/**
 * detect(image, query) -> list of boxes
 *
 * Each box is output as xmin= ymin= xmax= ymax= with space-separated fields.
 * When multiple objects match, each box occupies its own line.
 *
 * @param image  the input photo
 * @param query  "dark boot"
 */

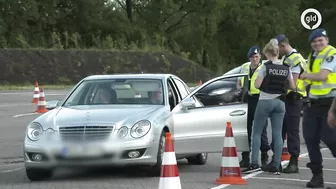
xmin=306 ymin=172 xmax=324 ymax=188
xmin=239 ymin=152 xmax=250 ymax=168
xmin=271 ymin=155 xmax=283 ymax=172
xmin=261 ymin=152 xmax=269 ymax=166
xmin=283 ymin=156 xmax=299 ymax=173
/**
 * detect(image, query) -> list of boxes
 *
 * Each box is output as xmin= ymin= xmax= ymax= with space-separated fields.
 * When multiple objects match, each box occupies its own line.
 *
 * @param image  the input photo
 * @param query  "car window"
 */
xmin=193 ymin=75 xmax=248 ymax=107
xmin=173 ymin=78 xmax=189 ymax=99
xmin=62 ymin=79 xmax=165 ymax=106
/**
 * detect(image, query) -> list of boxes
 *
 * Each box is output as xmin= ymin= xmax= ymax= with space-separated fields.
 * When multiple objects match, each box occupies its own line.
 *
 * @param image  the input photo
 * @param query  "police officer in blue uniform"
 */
xmin=299 ymin=29 xmax=336 ymax=188
xmin=271 ymin=34 xmax=307 ymax=173
xmin=238 ymin=46 xmax=270 ymax=167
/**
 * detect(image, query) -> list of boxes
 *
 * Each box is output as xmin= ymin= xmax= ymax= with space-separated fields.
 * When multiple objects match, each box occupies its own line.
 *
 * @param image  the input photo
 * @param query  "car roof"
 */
xmin=223 ymin=60 xmax=269 ymax=75
xmin=83 ymin=73 xmax=176 ymax=81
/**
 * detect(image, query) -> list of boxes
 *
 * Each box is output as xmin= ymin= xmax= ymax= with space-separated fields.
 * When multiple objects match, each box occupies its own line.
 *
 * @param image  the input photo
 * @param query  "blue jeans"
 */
xmin=251 ymin=98 xmax=285 ymax=167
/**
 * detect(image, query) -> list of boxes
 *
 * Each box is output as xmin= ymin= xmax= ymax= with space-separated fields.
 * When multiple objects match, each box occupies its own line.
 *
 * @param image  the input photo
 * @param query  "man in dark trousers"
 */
xmin=299 ymin=28 xmax=336 ymax=188
xmin=273 ymin=34 xmax=307 ymax=173
xmin=237 ymin=46 xmax=270 ymax=167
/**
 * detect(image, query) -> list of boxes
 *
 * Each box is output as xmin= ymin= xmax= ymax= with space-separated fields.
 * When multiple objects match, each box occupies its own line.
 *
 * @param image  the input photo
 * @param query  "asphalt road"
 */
xmin=0 ymin=89 xmax=335 ymax=189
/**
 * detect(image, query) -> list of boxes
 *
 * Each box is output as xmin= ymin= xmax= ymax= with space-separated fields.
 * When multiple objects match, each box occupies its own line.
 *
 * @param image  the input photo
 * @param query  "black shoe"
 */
xmin=306 ymin=173 xmax=324 ymax=188
xmin=261 ymin=152 xmax=269 ymax=166
xmin=241 ymin=164 xmax=261 ymax=174
xmin=261 ymin=162 xmax=281 ymax=175
xmin=283 ymin=156 xmax=299 ymax=174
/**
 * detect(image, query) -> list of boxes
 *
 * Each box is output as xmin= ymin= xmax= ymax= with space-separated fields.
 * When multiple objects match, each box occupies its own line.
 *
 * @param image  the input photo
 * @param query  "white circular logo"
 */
xmin=301 ymin=8 xmax=322 ymax=30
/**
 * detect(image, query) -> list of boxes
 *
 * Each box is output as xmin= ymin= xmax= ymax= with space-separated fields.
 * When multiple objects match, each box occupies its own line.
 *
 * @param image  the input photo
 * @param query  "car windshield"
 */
xmin=62 ymin=78 xmax=165 ymax=106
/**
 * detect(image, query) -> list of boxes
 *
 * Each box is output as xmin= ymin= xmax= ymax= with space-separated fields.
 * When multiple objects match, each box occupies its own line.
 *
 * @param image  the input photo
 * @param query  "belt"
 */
xmin=305 ymin=97 xmax=333 ymax=107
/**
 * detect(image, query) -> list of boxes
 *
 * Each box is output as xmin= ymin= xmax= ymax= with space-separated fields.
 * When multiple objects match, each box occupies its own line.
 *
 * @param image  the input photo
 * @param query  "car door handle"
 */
xmin=229 ymin=110 xmax=246 ymax=116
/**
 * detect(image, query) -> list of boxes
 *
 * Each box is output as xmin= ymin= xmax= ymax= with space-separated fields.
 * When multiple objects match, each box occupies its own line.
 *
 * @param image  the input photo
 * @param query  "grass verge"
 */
xmin=0 ymin=83 xmax=199 ymax=91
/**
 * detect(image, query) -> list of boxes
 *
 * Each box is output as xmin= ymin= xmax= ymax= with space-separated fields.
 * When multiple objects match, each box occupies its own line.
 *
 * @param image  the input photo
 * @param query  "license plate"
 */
xmin=61 ymin=144 xmax=101 ymax=157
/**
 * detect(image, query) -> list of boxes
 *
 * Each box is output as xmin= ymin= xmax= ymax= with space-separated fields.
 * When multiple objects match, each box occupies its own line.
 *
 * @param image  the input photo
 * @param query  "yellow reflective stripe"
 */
xmin=310 ymin=83 xmax=336 ymax=89
xmin=286 ymin=56 xmax=300 ymax=67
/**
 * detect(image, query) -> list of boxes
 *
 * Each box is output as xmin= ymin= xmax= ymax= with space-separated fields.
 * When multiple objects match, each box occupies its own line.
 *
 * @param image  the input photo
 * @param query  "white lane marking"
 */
xmin=0 ymin=167 xmax=23 ymax=173
xmin=0 ymin=92 xmax=65 ymax=96
xmin=300 ymin=156 xmax=335 ymax=160
xmin=0 ymin=103 xmax=32 ymax=107
xmin=13 ymin=112 xmax=39 ymax=118
xmin=250 ymin=176 xmax=336 ymax=185
xmin=210 ymin=148 xmax=328 ymax=189
xmin=299 ymin=167 xmax=336 ymax=172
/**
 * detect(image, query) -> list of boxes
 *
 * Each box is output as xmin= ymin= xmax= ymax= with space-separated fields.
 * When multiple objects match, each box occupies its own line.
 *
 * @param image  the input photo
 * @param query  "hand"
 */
xmin=327 ymin=111 xmax=336 ymax=128
xmin=299 ymin=72 xmax=308 ymax=80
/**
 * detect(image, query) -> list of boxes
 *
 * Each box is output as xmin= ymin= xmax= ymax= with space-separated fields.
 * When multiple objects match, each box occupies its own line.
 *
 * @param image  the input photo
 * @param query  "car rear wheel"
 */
xmin=187 ymin=153 xmax=208 ymax=165
xmin=26 ymin=168 xmax=53 ymax=181
xmin=148 ymin=130 xmax=166 ymax=176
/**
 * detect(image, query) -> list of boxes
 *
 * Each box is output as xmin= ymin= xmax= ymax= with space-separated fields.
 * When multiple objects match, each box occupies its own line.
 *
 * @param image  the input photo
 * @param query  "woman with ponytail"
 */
xmin=241 ymin=39 xmax=296 ymax=175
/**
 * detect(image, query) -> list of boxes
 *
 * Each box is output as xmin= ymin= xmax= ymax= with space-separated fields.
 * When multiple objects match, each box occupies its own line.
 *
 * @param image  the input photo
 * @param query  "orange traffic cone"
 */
xmin=158 ymin=132 xmax=181 ymax=189
xmin=281 ymin=134 xmax=291 ymax=161
xmin=134 ymin=91 xmax=141 ymax=98
xmin=35 ymin=86 xmax=48 ymax=113
xmin=215 ymin=122 xmax=247 ymax=185
xmin=32 ymin=81 xmax=40 ymax=104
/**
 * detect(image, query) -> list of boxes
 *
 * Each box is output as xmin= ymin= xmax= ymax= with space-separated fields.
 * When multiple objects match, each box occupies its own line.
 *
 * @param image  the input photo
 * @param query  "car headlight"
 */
xmin=130 ymin=120 xmax=151 ymax=138
xmin=209 ymin=88 xmax=231 ymax=96
xmin=117 ymin=126 xmax=128 ymax=138
xmin=27 ymin=122 xmax=43 ymax=141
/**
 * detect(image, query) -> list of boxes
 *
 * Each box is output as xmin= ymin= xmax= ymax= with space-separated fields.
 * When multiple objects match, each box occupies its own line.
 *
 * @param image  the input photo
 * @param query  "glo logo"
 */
xmin=300 ymin=8 xmax=322 ymax=30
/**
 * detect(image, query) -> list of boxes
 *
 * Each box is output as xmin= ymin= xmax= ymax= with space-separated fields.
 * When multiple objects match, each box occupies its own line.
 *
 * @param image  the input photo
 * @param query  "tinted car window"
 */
xmin=195 ymin=75 xmax=245 ymax=106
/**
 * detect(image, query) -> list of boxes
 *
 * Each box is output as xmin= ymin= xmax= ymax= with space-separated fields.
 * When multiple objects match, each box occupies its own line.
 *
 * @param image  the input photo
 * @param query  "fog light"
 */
xmin=32 ymin=154 xmax=42 ymax=161
xmin=128 ymin=151 xmax=140 ymax=158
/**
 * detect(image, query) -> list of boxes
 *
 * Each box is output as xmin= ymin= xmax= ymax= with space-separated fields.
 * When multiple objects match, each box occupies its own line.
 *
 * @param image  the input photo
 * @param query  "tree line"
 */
xmin=1 ymin=0 xmax=335 ymax=74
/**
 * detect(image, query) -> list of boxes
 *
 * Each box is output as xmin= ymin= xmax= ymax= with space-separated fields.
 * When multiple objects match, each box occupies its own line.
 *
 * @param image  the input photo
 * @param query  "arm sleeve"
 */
xmin=321 ymin=55 xmax=336 ymax=71
xmin=257 ymin=65 xmax=266 ymax=79
xmin=291 ymin=65 xmax=301 ymax=74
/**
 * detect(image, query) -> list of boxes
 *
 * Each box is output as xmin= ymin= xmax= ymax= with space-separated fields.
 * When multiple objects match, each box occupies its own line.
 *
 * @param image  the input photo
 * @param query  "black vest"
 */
xmin=260 ymin=61 xmax=290 ymax=94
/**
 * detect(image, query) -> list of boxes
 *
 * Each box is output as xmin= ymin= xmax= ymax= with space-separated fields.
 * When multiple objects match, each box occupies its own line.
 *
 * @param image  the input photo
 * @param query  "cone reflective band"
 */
xmin=32 ymin=81 xmax=40 ymax=104
xmin=158 ymin=132 xmax=182 ymax=189
xmin=215 ymin=122 xmax=246 ymax=185
xmin=281 ymin=134 xmax=290 ymax=161
xmin=35 ymin=86 xmax=48 ymax=113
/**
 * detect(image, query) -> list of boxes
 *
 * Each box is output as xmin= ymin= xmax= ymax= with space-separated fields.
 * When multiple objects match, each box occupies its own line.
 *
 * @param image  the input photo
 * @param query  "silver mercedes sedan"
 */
xmin=23 ymin=73 xmax=250 ymax=181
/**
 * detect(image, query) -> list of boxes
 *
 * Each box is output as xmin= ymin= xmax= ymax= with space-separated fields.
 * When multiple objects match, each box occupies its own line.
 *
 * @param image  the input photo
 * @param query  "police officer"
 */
xmin=241 ymin=39 xmax=296 ymax=174
xmin=272 ymin=34 xmax=307 ymax=173
xmin=237 ymin=46 xmax=271 ymax=167
xmin=299 ymin=28 xmax=336 ymax=188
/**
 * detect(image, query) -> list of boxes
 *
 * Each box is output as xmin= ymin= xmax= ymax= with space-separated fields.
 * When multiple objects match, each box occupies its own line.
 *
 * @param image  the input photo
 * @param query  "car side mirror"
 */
xmin=180 ymin=98 xmax=196 ymax=110
xmin=46 ymin=100 xmax=60 ymax=110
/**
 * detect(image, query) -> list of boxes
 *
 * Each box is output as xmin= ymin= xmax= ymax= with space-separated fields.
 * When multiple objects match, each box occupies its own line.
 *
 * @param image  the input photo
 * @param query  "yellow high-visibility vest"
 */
xmin=240 ymin=62 xmax=262 ymax=95
xmin=306 ymin=45 xmax=336 ymax=96
xmin=281 ymin=52 xmax=307 ymax=97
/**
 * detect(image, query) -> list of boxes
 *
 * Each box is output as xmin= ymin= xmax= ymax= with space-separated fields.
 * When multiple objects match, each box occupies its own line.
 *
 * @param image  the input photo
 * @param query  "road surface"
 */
xmin=0 ymin=89 xmax=335 ymax=189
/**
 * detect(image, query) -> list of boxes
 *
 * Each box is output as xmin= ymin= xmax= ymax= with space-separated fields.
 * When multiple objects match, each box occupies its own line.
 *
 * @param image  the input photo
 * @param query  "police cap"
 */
xmin=275 ymin=34 xmax=287 ymax=43
xmin=309 ymin=28 xmax=327 ymax=43
xmin=247 ymin=46 xmax=260 ymax=58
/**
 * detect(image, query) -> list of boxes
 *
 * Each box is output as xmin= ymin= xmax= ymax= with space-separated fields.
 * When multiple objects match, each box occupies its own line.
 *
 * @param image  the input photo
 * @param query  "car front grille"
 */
xmin=58 ymin=126 xmax=114 ymax=141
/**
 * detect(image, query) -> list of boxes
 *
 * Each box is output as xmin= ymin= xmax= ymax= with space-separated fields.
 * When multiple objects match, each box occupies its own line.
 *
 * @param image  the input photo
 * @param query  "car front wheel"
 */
xmin=26 ymin=168 xmax=53 ymax=181
xmin=148 ymin=130 xmax=166 ymax=176
xmin=187 ymin=153 xmax=208 ymax=165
